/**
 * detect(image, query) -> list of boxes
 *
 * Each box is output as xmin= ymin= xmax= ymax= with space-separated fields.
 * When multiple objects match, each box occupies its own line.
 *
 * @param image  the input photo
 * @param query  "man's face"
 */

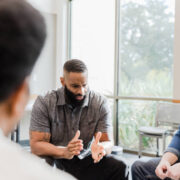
xmin=61 ymin=71 xmax=88 ymax=106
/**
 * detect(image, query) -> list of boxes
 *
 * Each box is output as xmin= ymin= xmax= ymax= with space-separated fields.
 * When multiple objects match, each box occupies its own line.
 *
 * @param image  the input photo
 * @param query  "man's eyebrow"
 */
xmin=71 ymin=83 xmax=80 ymax=86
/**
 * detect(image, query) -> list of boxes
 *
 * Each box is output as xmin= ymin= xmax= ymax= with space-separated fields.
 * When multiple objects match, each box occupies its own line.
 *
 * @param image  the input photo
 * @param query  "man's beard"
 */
xmin=64 ymin=86 xmax=86 ymax=107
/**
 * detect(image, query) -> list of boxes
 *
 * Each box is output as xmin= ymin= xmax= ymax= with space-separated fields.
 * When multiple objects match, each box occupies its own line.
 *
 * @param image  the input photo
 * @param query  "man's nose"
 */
xmin=78 ymin=87 xmax=85 ymax=96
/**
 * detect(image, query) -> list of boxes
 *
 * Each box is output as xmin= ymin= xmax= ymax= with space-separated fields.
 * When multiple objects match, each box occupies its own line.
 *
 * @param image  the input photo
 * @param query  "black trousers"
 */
xmin=55 ymin=155 xmax=128 ymax=180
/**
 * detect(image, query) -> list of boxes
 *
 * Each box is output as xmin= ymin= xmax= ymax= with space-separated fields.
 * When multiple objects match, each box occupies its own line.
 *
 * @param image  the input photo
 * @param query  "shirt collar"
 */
xmin=57 ymin=87 xmax=66 ymax=106
xmin=57 ymin=87 xmax=89 ymax=107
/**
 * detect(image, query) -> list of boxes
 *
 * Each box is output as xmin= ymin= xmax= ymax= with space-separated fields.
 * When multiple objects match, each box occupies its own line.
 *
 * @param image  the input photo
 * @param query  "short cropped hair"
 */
xmin=0 ymin=0 xmax=46 ymax=102
xmin=63 ymin=59 xmax=88 ymax=73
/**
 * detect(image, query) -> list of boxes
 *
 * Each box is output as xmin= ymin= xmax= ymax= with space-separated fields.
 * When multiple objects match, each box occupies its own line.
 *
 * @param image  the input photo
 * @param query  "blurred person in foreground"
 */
xmin=0 ymin=0 xmax=75 ymax=179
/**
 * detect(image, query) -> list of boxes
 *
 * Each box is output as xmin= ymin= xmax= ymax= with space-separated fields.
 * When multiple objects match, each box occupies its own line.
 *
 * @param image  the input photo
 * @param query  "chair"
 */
xmin=11 ymin=124 xmax=20 ymax=143
xmin=10 ymin=100 xmax=34 ymax=143
xmin=138 ymin=102 xmax=180 ymax=158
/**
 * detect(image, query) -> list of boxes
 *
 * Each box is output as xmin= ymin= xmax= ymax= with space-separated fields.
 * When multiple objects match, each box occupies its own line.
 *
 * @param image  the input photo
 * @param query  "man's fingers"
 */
xmin=69 ymin=139 xmax=83 ymax=145
xmin=71 ymin=150 xmax=81 ymax=155
xmin=95 ymin=132 xmax=102 ymax=144
xmin=93 ymin=149 xmax=105 ymax=163
xmin=68 ymin=143 xmax=83 ymax=148
xmin=68 ymin=145 xmax=83 ymax=152
xmin=94 ymin=155 xmax=103 ymax=163
xmin=68 ymin=140 xmax=83 ymax=148
xmin=156 ymin=166 xmax=167 ymax=179
xmin=71 ymin=130 xmax=80 ymax=141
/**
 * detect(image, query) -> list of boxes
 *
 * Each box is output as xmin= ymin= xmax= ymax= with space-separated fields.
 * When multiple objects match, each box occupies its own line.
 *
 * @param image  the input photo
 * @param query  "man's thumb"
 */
xmin=72 ymin=130 xmax=80 ymax=141
xmin=95 ymin=132 xmax=102 ymax=144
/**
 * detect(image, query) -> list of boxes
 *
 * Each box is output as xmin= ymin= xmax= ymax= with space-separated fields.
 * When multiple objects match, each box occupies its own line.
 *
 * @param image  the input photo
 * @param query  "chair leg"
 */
xmin=162 ymin=134 xmax=166 ymax=153
xmin=156 ymin=138 xmax=159 ymax=157
xmin=11 ymin=131 xmax=15 ymax=141
xmin=138 ymin=133 xmax=142 ymax=158
xmin=16 ymin=123 xmax=20 ymax=143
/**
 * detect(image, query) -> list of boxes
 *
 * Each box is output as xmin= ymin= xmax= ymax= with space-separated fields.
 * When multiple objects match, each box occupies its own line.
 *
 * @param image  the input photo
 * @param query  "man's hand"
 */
xmin=166 ymin=163 xmax=180 ymax=180
xmin=91 ymin=132 xmax=106 ymax=163
xmin=155 ymin=160 xmax=170 ymax=179
xmin=64 ymin=130 xmax=83 ymax=159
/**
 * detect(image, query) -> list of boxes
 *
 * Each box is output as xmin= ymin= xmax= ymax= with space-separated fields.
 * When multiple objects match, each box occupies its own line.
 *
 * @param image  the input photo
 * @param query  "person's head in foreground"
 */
xmin=0 ymin=0 xmax=46 ymax=136
xmin=60 ymin=59 xmax=88 ymax=107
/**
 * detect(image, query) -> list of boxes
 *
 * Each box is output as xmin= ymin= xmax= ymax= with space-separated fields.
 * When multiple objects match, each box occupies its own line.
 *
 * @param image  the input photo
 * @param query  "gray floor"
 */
xmin=118 ymin=152 xmax=152 ymax=180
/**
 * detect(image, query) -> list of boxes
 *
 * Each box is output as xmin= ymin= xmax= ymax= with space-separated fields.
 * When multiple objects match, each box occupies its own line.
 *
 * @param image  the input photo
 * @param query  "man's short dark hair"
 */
xmin=0 ymin=0 xmax=46 ymax=102
xmin=63 ymin=59 xmax=88 ymax=73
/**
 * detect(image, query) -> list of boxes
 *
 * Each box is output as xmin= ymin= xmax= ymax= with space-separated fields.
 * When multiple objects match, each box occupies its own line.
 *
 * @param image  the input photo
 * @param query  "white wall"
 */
xmin=27 ymin=0 xmax=69 ymax=95
xmin=20 ymin=0 xmax=69 ymax=140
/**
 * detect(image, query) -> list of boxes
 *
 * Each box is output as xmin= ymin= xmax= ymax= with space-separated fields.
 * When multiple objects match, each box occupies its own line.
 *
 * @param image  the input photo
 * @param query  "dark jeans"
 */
xmin=131 ymin=158 xmax=171 ymax=180
xmin=55 ymin=154 xmax=128 ymax=180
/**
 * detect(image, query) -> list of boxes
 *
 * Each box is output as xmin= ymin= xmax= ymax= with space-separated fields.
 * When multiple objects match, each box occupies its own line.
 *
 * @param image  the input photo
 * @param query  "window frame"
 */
xmin=68 ymin=0 xmax=180 ymax=146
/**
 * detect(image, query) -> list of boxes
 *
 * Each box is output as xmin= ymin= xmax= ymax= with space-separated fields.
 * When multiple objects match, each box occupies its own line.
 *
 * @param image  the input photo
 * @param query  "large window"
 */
xmin=71 ymin=0 xmax=115 ymax=95
xmin=117 ymin=0 xmax=175 ymax=151
xmin=119 ymin=0 xmax=174 ymax=98
xmin=70 ymin=0 xmax=175 ymax=152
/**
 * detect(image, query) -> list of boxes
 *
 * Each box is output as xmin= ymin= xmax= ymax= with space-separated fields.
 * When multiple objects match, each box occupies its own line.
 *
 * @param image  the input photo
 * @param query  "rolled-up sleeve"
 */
xmin=30 ymin=96 xmax=50 ymax=133
xmin=164 ymin=127 xmax=180 ymax=157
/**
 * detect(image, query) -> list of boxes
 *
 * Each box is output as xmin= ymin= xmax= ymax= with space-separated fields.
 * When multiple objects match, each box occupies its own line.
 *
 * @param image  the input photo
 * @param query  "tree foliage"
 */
xmin=120 ymin=0 xmax=174 ymax=81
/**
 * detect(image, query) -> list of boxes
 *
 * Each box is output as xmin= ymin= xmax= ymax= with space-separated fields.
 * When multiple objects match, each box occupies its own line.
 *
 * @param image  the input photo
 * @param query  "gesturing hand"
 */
xmin=155 ymin=160 xmax=170 ymax=179
xmin=64 ymin=130 xmax=83 ymax=159
xmin=91 ymin=132 xmax=106 ymax=163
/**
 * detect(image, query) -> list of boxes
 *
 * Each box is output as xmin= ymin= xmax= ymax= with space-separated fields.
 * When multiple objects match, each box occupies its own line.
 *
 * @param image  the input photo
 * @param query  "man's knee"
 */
xmin=131 ymin=160 xmax=144 ymax=174
xmin=105 ymin=155 xmax=129 ymax=179
xmin=131 ymin=160 xmax=146 ymax=180
xmin=131 ymin=158 xmax=160 ymax=180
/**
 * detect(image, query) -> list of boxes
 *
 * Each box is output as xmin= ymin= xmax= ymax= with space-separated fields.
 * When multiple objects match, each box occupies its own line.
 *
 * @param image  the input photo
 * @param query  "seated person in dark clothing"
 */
xmin=132 ymin=127 xmax=180 ymax=180
xmin=30 ymin=59 xmax=129 ymax=180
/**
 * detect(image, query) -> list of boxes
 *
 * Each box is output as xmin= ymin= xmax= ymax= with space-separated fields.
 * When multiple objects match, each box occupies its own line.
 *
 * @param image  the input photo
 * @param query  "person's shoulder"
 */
xmin=37 ymin=89 xmax=59 ymax=101
xmin=0 ymin=136 xmax=75 ymax=180
xmin=88 ymin=90 xmax=107 ymax=106
xmin=0 ymin=135 xmax=22 ymax=154
xmin=35 ymin=88 xmax=61 ymax=107
xmin=0 ymin=135 xmax=27 ymax=165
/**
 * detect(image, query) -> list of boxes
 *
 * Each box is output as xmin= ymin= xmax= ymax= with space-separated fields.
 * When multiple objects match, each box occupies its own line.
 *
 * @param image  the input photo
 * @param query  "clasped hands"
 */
xmin=64 ymin=130 xmax=106 ymax=163
xmin=156 ymin=160 xmax=180 ymax=180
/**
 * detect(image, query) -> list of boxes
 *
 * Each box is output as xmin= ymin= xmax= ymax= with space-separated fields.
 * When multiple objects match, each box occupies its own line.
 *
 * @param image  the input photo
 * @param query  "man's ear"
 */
xmin=7 ymin=79 xmax=29 ymax=120
xmin=60 ymin=77 xmax=65 ymax=87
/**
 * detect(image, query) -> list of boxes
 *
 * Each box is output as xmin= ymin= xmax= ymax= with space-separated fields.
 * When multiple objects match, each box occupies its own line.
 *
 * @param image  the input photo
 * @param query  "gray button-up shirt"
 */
xmin=30 ymin=87 xmax=112 ymax=149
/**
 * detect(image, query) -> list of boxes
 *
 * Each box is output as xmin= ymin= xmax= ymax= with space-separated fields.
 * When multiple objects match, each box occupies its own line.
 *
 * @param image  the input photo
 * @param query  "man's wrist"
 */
xmin=161 ymin=152 xmax=178 ymax=165
xmin=55 ymin=146 xmax=67 ymax=159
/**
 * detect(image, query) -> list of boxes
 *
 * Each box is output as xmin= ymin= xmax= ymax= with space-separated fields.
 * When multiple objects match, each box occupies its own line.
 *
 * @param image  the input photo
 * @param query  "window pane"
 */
xmin=107 ymin=98 xmax=114 ymax=123
xmin=118 ymin=100 xmax=172 ymax=153
xmin=119 ymin=0 xmax=175 ymax=98
xmin=71 ymin=0 xmax=115 ymax=95
xmin=118 ymin=100 xmax=156 ymax=150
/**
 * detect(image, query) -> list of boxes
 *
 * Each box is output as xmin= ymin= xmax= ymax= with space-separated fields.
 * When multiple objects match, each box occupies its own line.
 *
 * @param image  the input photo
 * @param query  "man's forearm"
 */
xmin=161 ymin=152 xmax=178 ymax=165
xmin=31 ymin=141 xmax=66 ymax=159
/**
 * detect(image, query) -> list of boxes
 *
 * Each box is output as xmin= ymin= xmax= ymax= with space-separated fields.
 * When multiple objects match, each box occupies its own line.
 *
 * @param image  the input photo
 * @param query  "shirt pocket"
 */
xmin=82 ymin=119 xmax=97 ymax=144
xmin=51 ymin=121 xmax=65 ymax=145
